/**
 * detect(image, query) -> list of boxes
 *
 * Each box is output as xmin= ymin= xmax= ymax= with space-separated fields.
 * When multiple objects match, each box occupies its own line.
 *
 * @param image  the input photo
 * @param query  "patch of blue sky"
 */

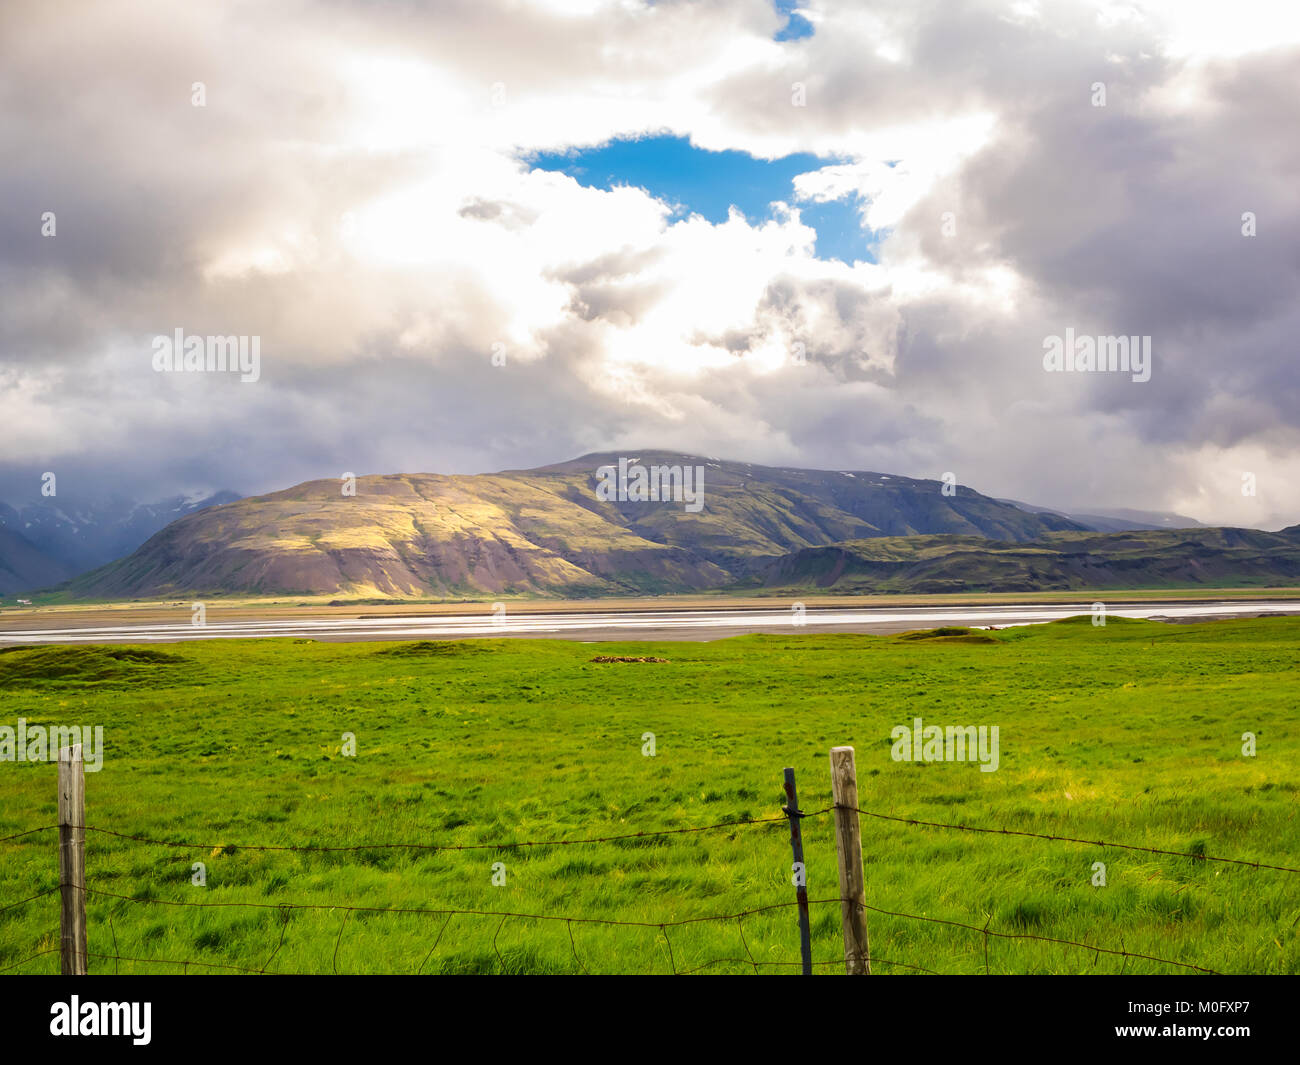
xmin=644 ymin=0 xmax=814 ymax=41
xmin=773 ymin=0 xmax=815 ymax=41
xmin=799 ymin=200 xmax=886 ymax=265
xmin=526 ymin=134 xmax=877 ymax=264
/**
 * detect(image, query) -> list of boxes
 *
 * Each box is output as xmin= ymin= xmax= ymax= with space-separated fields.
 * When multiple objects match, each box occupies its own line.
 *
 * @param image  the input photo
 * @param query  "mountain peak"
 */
xmin=61 ymin=456 xmax=1086 ymax=600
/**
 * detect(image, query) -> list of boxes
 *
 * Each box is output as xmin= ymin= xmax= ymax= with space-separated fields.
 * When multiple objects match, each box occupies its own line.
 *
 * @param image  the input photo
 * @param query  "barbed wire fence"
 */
xmin=1 ymin=745 xmax=1295 ymax=976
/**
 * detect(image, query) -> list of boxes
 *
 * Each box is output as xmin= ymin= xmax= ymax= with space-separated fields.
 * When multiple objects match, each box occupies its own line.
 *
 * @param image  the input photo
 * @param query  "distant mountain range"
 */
xmin=997 ymin=499 xmax=1205 ymax=533
xmin=0 ymin=525 xmax=74 ymax=597
xmin=29 ymin=452 xmax=1297 ymax=600
xmin=0 ymin=492 xmax=238 ymax=596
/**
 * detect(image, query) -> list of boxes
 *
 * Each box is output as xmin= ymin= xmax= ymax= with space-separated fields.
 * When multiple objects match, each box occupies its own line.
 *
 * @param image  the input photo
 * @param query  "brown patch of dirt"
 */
xmin=589 ymin=655 xmax=669 ymax=663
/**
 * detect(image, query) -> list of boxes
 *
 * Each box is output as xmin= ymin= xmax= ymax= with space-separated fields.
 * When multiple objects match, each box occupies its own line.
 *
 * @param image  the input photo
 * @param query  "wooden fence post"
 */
xmin=830 ymin=746 xmax=869 ymax=974
xmin=58 ymin=744 xmax=87 ymax=976
xmin=782 ymin=767 xmax=812 ymax=975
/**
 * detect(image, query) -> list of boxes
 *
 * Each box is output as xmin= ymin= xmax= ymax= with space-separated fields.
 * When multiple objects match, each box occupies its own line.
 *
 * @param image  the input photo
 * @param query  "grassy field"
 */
xmin=1 ymin=615 xmax=1297 ymax=975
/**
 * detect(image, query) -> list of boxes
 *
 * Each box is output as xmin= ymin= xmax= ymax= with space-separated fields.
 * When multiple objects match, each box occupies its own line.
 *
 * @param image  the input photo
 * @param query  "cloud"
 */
xmin=0 ymin=0 xmax=1296 ymax=529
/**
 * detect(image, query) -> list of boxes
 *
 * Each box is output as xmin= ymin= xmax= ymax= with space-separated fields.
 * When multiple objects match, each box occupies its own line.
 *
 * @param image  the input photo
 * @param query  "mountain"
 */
xmin=0 ymin=491 xmax=241 ymax=580
xmin=62 ymin=452 xmax=1086 ymax=599
xmin=755 ymin=526 xmax=1300 ymax=594
xmin=1064 ymin=506 xmax=1207 ymax=533
xmin=0 ymin=526 xmax=74 ymax=597
xmin=997 ymin=499 xmax=1205 ymax=533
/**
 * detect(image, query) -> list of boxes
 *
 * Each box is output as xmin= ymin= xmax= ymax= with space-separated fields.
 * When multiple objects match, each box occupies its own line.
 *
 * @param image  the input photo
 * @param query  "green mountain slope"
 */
xmin=62 ymin=452 xmax=1086 ymax=599
xmin=754 ymin=527 xmax=1300 ymax=594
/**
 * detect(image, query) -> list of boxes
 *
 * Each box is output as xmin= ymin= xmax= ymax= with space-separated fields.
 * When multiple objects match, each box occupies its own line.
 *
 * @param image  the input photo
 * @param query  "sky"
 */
xmin=1 ymin=0 xmax=1297 ymax=528
xmin=529 ymin=135 xmax=873 ymax=263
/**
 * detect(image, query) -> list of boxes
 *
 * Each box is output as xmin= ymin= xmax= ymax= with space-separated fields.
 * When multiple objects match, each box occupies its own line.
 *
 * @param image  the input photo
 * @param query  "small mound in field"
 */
xmin=1048 ymin=613 xmax=1147 ymax=626
xmin=897 ymin=626 xmax=997 ymax=644
xmin=590 ymin=655 xmax=670 ymax=663
xmin=0 ymin=645 xmax=186 ymax=686
xmin=373 ymin=640 xmax=492 ymax=657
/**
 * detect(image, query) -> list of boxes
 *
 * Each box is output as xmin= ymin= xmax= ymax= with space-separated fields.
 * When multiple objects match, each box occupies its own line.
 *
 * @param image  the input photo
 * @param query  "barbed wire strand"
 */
xmin=0 ymin=825 xmax=57 ymax=845
xmin=73 ymin=812 xmax=803 ymax=854
xmin=84 ymin=949 xmax=268 ymax=974
xmin=416 ymin=913 xmax=454 ymax=975
xmin=860 ymin=900 xmax=1218 ymax=974
xmin=841 ymin=804 xmax=1300 ymax=875
xmin=5 ymin=805 xmax=1297 ymax=875
xmin=0 ymin=946 xmax=60 ymax=974
xmin=75 ymin=883 xmax=843 ymax=929
xmin=0 ymin=884 xmax=60 ymax=914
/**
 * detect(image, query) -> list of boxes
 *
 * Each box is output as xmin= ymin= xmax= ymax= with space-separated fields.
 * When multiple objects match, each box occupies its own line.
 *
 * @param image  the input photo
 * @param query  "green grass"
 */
xmin=1 ymin=616 xmax=1297 ymax=975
